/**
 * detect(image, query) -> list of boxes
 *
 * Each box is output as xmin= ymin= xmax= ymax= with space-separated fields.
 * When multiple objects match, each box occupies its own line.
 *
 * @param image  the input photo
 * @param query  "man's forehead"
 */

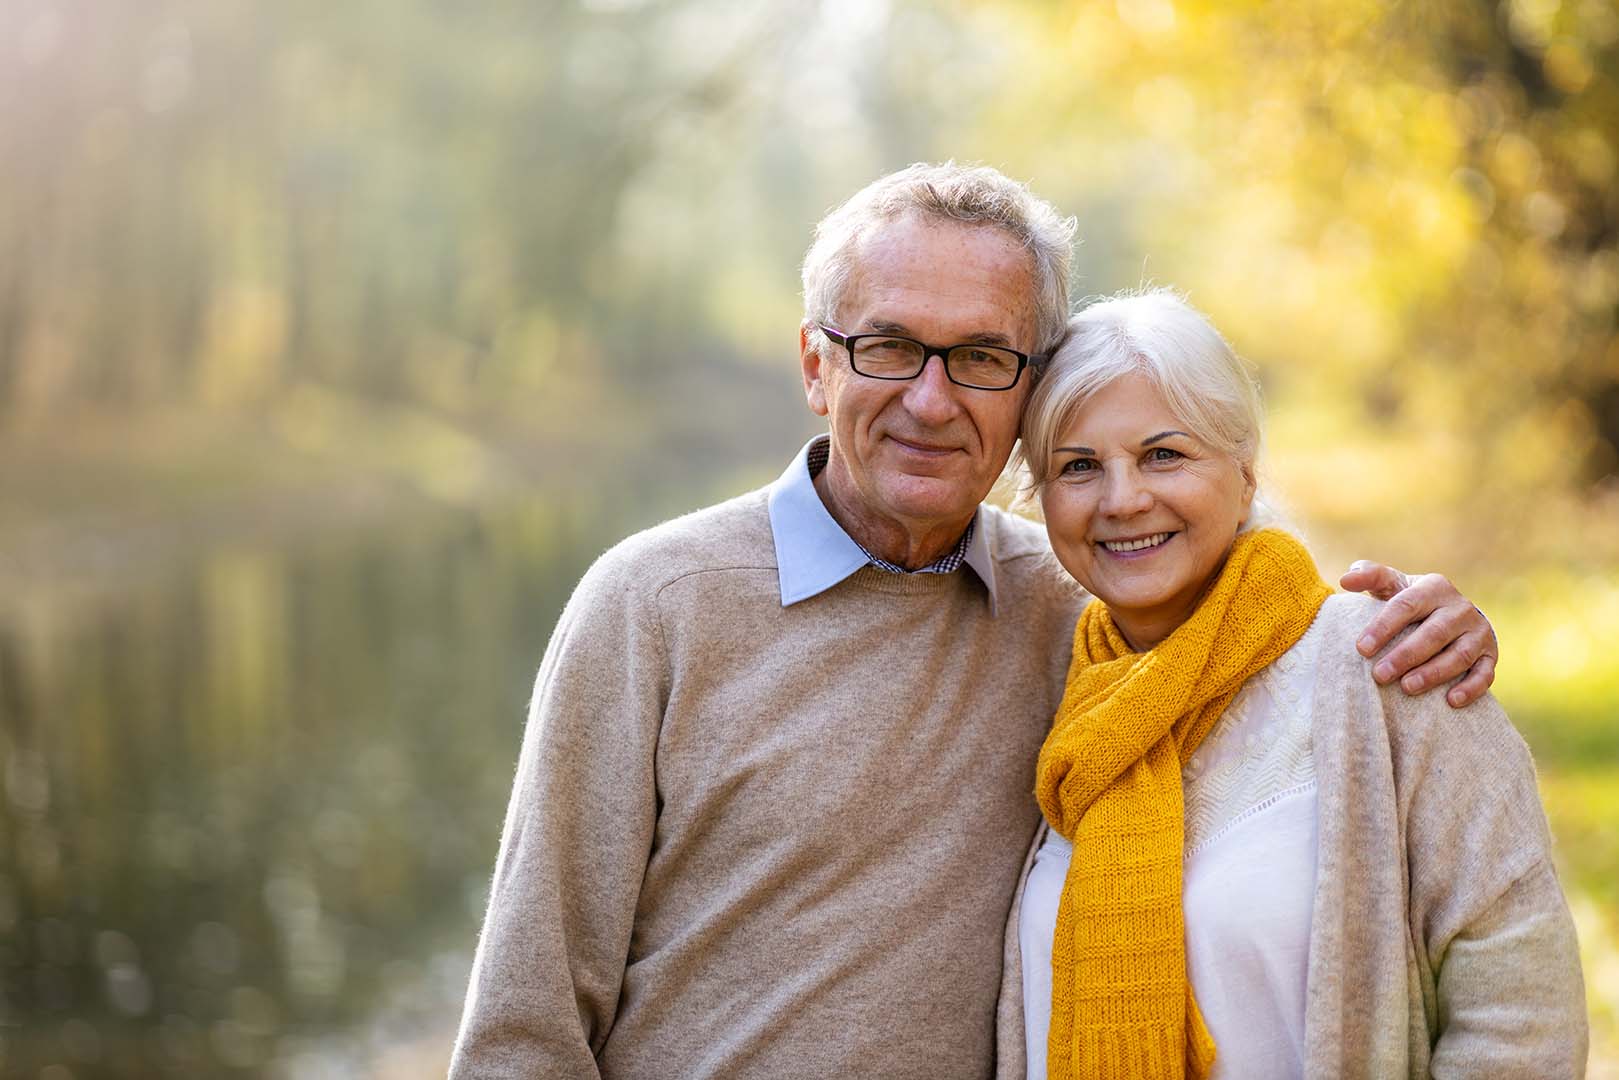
xmin=840 ymin=216 xmax=1040 ymax=335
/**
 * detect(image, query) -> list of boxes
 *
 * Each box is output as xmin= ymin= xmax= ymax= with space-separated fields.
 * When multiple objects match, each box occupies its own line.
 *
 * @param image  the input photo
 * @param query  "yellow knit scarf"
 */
xmin=1035 ymin=528 xmax=1331 ymax=1080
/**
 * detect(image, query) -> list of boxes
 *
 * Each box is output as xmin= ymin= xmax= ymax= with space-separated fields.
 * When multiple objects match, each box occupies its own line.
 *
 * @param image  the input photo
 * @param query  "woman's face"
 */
xmin=1039 ymin=372 xmax=1256 ymax=651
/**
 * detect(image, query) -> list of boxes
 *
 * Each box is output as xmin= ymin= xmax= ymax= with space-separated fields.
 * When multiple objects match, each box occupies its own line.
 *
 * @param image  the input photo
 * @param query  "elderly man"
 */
xmin=450 ymin=164 xmax=1497 ymax=1079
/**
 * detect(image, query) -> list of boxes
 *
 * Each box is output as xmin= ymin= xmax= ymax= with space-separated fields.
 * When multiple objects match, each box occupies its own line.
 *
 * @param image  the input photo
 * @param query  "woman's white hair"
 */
xmin=801 ymin=162 xmax=1077 ymax=356
xmin=1017 ymin=287 xmax=1280 ymax=530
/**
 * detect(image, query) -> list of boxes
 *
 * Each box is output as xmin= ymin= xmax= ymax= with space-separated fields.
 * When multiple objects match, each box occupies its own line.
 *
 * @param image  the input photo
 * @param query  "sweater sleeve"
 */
xmin=1389 ymin=688 xmax=1589 ymax=1078
xmin=1428 ymin=859 xmax=1588 ymax=1078
xmin=449 ymin=549 xmax=668 ymax=1079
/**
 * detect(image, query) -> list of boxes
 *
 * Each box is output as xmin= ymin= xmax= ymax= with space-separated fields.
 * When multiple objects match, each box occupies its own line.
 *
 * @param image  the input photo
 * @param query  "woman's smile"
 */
xmin=1097 ymin=531 xmax=1177 ymax=556
xmin=1039 ymin=371 xmax=1255 ymax=650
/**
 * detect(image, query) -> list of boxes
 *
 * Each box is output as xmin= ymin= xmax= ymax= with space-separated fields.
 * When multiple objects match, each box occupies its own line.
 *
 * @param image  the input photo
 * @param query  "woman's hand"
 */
xmin=1338 ymin=562 xmax=1498 ymax=708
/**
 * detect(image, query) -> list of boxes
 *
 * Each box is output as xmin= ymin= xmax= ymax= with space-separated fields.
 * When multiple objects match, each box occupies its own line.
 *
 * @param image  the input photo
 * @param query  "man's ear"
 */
xmin=800 ymin=322 xmax=829 ymax=417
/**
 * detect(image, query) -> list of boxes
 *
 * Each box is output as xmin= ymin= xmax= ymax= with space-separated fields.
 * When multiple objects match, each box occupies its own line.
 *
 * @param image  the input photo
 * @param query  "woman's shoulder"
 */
xmin=1309 ymin=591 xmax=1527 ymax=757
xmin=1309 ymin=592 xmax=1561 ymax=929
xmin=1312 ymin=591 xmax=1514 ymax=721
xmin=1295 ymin=592 xmax=1386 ymax=694
xmin=1309 ymin=592 xmax=1550 ymax=866
xmin=1309 ymin=590 xmax=1385 ymax=644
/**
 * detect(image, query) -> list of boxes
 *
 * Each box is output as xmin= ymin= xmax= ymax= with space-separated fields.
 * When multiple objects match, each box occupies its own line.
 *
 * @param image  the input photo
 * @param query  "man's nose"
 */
xmin=1100 ymin=465 xmax=1153 ymax=516
xmin=901 ymin=351 xmax=960 ymax=424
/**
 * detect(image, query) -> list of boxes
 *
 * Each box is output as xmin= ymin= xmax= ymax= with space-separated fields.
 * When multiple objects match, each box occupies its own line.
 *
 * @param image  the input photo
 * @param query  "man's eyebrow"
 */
xmin=864 ymin=319 xmax=1016 ymax=346
xmin=1142 ymin=430 xmax=1191 ymax=446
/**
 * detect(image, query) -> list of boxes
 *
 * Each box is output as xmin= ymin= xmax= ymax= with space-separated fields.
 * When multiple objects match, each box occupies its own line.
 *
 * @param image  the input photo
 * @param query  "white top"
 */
xmin=1020 ymin=613 xmax=1325 ymax=1080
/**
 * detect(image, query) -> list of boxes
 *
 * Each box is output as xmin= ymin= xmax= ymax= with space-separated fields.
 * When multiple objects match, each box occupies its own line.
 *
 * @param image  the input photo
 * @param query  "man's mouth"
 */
xmin=888 ymin=435 xmax=958 ymax=457
xmin=1098 ymin=532 xmax=1175 ymax=553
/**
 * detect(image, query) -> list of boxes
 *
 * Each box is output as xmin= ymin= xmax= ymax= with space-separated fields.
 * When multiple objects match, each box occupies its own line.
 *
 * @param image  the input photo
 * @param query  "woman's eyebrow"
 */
xmin=1054 ymin=445 xmax=1095 ymax=455
xmin=1141 ymin=430 xmax=1190 ymax=446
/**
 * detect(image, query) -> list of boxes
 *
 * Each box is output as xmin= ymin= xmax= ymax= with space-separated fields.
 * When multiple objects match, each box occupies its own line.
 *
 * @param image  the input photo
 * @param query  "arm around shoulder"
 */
xmin=450 ymin=550 xmax=669 ymax=1078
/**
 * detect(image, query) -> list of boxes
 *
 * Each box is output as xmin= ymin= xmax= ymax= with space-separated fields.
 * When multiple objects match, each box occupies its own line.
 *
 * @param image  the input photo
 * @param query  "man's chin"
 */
xmin=876 ymin=474 xmax=986 ymax=526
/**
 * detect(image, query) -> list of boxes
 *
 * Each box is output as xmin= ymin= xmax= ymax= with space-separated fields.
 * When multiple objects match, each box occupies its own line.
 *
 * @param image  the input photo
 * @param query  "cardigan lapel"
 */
xmin=1301 ymin=597 xmax=1423 ymax=1079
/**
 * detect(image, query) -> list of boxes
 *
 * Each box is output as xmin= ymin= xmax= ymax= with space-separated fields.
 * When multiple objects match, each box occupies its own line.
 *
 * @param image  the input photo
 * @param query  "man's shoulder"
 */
xmin=580 ymin=485 xmax=776 ymax=601
xmin=979 ymin=504 xmax=1053 ymax=564
xmin=977 ymin=504 xmax=1087 ymax=623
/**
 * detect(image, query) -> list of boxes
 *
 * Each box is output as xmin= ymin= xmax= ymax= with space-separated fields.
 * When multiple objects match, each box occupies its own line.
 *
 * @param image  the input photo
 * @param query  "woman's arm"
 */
xmin=1391 ymin=687 xmax=1589 ymax=1077
xmin=1427 ymin=859 xmax=1587 ymax=1078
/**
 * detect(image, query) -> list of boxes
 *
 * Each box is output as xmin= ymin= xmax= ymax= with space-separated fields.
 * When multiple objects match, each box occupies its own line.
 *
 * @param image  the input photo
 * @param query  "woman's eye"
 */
xmin=1148 ymin=447 xmax=1182 ymax=463
xmin=1059 ymin=458 xmax=1097 ymax=475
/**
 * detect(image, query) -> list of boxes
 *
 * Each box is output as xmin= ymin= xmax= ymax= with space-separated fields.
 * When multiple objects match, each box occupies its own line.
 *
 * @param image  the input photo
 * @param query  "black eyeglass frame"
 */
xmin=817 ymin=325 xmax=1046 ymax=391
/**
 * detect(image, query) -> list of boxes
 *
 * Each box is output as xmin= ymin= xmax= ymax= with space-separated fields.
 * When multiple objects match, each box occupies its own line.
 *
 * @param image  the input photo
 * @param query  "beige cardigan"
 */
xmin=997 ymin=592 xmax=1588 ymax=1079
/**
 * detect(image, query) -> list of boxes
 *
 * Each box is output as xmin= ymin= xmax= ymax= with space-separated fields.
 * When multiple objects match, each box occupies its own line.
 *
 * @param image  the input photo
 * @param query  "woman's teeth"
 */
xmin=1101 ymin=532 xmax=1172 ymax=553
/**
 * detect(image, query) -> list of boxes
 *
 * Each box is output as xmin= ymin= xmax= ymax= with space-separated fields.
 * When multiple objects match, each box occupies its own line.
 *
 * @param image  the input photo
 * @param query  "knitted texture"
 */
xmin=1033 ymin=528 xmax=1331 ymax=1080
xmin=450 ymin=483 xmax=1089 ymax=1080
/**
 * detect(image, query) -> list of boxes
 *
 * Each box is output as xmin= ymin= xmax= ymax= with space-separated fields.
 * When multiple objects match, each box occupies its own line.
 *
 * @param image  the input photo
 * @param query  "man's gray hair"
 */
xmin=801 ymin=162 xmax=1077 ymax=355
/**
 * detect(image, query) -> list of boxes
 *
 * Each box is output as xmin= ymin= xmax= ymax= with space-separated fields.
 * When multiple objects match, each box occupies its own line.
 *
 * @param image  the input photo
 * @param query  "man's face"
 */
xmin=800 ymin=214 xmax=1039 ymax=544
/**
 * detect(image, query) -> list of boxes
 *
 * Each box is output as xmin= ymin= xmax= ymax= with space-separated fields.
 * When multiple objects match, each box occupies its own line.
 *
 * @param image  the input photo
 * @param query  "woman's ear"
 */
xmin=1237 ymin=460 xmax=1258 ymax=522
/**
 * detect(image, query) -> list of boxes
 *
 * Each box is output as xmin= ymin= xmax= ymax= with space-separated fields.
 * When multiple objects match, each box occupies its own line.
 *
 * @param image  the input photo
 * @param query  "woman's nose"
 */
xmin=1100 ymin=466 xmax=1153 ymax=516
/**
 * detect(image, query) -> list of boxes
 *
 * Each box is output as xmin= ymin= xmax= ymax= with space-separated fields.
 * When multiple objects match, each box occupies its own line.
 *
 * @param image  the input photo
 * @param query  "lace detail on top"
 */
xmin=1182 ymin=608 xmax=1324 ymax=856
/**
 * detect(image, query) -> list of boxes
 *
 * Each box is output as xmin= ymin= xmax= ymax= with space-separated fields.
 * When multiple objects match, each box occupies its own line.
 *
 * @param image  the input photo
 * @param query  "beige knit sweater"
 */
xmin=996 ymin=592 xmax=1588 ymax=1079
xmin=450 ymin=487 xmax=1086 ymax=1079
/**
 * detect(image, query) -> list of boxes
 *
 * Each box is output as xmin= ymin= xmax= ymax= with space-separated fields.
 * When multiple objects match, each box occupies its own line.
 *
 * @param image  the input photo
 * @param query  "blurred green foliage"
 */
xmin=5 ymin=0 xmax=1618 ymax=523
xmin=2 ymin=0 xmax=1616 ymax=1074
xmin=4 ymin=0 xmax=1618 ymax=572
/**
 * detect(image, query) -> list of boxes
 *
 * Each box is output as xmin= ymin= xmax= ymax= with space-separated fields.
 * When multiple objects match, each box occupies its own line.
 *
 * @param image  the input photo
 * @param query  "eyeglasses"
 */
xmin=818 ymin=325 xmax=1043 ymax=391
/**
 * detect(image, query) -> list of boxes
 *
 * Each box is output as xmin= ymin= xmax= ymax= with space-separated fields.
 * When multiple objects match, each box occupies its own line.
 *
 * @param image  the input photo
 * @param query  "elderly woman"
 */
xmin=1011 ymin=290 xmax=1586 ymax=1079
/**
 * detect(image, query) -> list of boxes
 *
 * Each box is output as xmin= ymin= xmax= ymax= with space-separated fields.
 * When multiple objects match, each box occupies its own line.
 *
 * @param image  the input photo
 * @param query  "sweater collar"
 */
xmin=765 ymin=436 xmax=999 ymax=613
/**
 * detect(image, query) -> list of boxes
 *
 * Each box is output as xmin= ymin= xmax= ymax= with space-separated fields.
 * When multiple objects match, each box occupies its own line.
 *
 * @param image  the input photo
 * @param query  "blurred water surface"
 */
xmin=5 ymin=0 xmax=1619 ymax=1070
xmin=0 ymin=495 xmax=644 ymax=1078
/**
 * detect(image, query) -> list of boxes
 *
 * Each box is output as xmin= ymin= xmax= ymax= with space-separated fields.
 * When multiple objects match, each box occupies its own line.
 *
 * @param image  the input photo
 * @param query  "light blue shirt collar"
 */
xmin=765 ymin=436 xmax=1000 ymax=613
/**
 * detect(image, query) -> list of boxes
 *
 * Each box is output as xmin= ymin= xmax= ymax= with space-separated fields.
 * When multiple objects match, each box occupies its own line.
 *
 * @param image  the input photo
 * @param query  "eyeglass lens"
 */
xmin=849 ymin=336 xmax=1021 ymax=388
